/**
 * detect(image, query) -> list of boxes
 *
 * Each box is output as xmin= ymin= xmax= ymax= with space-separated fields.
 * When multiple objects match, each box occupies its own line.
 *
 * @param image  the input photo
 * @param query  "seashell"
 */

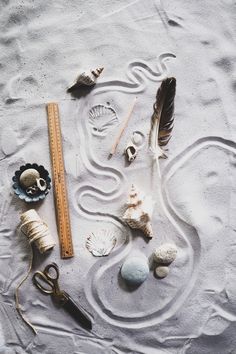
xmin=125 ymin=141 xmax=137 ymax=162
xmin=121 ymin=255 xmax=149 ymax=285
xmin=12 ymin=163 xmax=51 ymax=203
xmin=86 ymin=229 xmax=117 ymax=257
xmin=153 ymin=243 xmax=177 ymax=264
xmin=26 ymin=185 xmax=39 ymax=195
xmin=89 ymin=104 xmax=119 ymax=137
xmin=19 ymin=168 xmax=40 ymax=188
xmin=123 ymin=184 xmax=154 ymax=238
xmin=36 ymin=177 xmax=47 ymax=191
xmin=68 ymin=67 xmax=104 ymax=90
xmin=155 ymin=265 xmax=169 ymax=278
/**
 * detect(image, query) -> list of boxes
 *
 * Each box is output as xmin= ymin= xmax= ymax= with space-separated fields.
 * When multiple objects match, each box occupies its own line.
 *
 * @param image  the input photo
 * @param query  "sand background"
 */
xmin=0 ymin=0 xmax=236 ymax=353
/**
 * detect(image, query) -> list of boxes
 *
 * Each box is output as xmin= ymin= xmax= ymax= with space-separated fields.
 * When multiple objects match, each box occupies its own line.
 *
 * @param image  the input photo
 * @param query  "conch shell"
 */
xmin=123 ymin=184 xmax=154 ymax=238
xmin=68 ymin=67 xmax=104 ymax=91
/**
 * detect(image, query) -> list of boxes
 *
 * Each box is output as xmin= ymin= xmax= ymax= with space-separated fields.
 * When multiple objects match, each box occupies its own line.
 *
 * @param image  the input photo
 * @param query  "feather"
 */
xmin=149 ymin=77 xmax=176 ymax=159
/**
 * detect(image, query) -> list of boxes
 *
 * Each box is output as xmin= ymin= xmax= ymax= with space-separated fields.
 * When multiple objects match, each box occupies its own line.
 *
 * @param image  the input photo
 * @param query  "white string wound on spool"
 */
xmin=20 ymin=209 xmax=56 ymax=253
xmin=15 ymin=209 xmax=56 ymax=334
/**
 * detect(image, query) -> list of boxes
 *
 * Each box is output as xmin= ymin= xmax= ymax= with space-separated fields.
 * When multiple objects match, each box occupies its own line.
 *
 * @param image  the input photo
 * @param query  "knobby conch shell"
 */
xmin=68 ymin=67 xmax=104 ymax=90
xmin=122 ymin=184 xmax=154 ymax=238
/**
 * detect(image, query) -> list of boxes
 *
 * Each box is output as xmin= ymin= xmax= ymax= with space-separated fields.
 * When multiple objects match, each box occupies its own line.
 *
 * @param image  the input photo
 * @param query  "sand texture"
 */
xmin=0 ymin=0 xmax=236 ymax=353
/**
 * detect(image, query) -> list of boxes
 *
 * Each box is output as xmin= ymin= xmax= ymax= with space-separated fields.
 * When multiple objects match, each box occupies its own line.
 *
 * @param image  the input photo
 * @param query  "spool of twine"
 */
xmin=15 ymin=209 xmax=56 ymax=334
xmin=20 ymin=209 xmax=56 ymax=253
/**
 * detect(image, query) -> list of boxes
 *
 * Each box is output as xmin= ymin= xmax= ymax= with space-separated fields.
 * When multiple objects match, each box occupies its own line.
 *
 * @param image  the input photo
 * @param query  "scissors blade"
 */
xmin=62 ymin=293 xmax=92 ymax=331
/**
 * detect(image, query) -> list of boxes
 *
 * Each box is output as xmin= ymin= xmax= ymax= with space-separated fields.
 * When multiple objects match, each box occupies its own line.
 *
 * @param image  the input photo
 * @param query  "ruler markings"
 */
xmin=46 ymin=102 xmax=74 ymax=258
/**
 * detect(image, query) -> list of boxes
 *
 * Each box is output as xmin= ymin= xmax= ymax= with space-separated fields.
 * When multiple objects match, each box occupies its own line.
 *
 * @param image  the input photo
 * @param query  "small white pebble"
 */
xmin=155 ymin=266 xmax=169 ymax=278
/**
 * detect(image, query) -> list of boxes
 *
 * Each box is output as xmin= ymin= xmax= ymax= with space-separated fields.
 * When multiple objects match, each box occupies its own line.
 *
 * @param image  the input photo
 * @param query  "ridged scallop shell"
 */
xmin=123 ymin=184 xmax=154 ymax=238
xmin=86 ymin=229 xmax=117 ymax=257
xmin=68 ymin=67 xmax=104 ymax=90
xmin=89 ymin=104 xmax=118 ymax=137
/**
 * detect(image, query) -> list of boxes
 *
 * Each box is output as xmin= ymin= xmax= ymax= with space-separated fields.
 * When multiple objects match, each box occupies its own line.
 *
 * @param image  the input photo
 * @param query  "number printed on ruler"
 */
xmin=46 ymin=103 xmax=74 ymax=258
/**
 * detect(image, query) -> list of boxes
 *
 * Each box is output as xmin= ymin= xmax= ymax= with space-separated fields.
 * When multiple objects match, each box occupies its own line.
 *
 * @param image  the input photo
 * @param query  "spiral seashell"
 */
xmin=86 ymin=229 xmax=117 ymax=257
xmin=26 ymin=185 xmax=39 ymax=195
xmin=89 ymin=104 xmax=118 ymax=137
xmin=68 ymin=67 xmax=104 ymax=90
xmin=36 ymin=177 xmax=47 ymax=191
xmin=125 ymin=141 xmax=137 ymax=162
xmin=123 ymin=184 xmax=154 ymax=238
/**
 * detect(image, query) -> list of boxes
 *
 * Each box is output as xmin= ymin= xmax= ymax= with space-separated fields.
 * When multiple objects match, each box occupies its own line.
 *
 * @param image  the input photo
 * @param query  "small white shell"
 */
xmin=68 ymin=67 xmax=104 ymax=89
xmin=89 ymin=105 xmax=118 ymax=137
xmin=26 ymin=185 xmax=39 ymax=195
xmin=155 ymin=265 xmax=169 ymax=278
xmin=123 ymin=185 xmax=154 ymax=238
xmin=19 ymin=169 xmax=40 ymax=188
xmin=86 ymin=229 xmax=117 ymax=257
xmin=153 ymin=243 xmax=177 ymax=264
xmin=36 ymin=178 xmax=47 ymax=191
xmin=125 ymin=142 xmax=137 ymax=162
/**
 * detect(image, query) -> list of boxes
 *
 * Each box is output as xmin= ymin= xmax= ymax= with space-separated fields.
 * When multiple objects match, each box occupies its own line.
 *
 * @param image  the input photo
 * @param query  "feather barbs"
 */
xmin=149 ymin=77 xmax=176 ymax=159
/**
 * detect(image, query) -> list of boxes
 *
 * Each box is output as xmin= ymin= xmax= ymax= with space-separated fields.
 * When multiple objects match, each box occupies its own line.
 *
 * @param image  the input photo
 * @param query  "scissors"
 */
xmin=32 ymin=263 xmax=92 ymax=331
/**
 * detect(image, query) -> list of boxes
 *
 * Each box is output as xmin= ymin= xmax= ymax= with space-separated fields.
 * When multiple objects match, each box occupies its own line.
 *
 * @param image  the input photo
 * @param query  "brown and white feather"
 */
xmin=149 ymin=77 xmax=176 ymax=158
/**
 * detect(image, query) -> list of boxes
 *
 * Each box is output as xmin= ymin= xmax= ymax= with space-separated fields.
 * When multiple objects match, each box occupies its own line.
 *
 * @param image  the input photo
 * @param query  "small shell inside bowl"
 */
xmin=12 ymin=163 xmax=51 ymax=203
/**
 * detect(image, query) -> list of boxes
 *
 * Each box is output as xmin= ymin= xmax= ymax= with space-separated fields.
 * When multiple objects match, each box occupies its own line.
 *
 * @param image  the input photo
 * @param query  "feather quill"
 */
xmin=149 ymin=77 xmax=176 ymax=159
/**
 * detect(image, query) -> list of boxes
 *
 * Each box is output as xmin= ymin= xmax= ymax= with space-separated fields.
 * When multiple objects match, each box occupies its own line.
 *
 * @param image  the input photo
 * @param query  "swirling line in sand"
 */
xmin=82 ymin=137 xmax=236 ymax=328
xmin=73 ymin=52 xmax=176 ymax=221
xmin=93 ymin=53 xmax=176 ymax=95
xmin=72 ymin=53 xmax=204 ymax=329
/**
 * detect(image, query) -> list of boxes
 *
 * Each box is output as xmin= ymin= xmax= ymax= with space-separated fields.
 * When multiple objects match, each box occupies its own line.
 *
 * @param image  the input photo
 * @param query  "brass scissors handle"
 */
xmin=33 ymin=263 xmax=61 ymax=296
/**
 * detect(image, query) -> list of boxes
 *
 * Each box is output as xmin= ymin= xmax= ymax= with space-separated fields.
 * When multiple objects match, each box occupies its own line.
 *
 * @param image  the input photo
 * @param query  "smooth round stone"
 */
xmin=154 ymin=243 xmax=177 ymax=265
xmin=19 ymin=168 xmax=40 ymax=188
xmin=155 ymin=265 xmax=169 ymax=278
xmin=121 ymin=256 xmax=149 ymax=285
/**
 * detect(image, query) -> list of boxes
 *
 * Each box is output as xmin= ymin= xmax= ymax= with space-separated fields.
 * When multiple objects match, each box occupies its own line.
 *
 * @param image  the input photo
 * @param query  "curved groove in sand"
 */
xmin=73 ymin=101 xmax=126 ymax=223
xmin=84 ymin=137 xmax=236 ymax=328
xmin=74 ymin=53 xmax=175 ymax=220
xmin=93 ymin=53 xmax=176 ymax=94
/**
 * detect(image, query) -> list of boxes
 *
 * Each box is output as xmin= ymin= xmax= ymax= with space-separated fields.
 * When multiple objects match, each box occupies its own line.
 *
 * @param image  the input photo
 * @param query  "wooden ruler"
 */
xmin=46 ymin=102 xmax=74 ymax=259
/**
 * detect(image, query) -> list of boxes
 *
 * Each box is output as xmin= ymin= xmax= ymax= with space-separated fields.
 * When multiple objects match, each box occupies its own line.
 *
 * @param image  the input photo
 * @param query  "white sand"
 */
xmin=0 ymin=0 xmax=236 ymax=353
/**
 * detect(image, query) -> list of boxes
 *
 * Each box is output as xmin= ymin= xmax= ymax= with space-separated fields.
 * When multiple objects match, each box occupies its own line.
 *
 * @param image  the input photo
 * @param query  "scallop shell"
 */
xmin=86 ymin=229 xmax=117 ymax=257
xmin=68 ymin=67 xmax=104 ymax=90
xmin=89 ymin=104 xmax=118 ymax=137
xmin=123 ymin=184 xmax=154 ymax=238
